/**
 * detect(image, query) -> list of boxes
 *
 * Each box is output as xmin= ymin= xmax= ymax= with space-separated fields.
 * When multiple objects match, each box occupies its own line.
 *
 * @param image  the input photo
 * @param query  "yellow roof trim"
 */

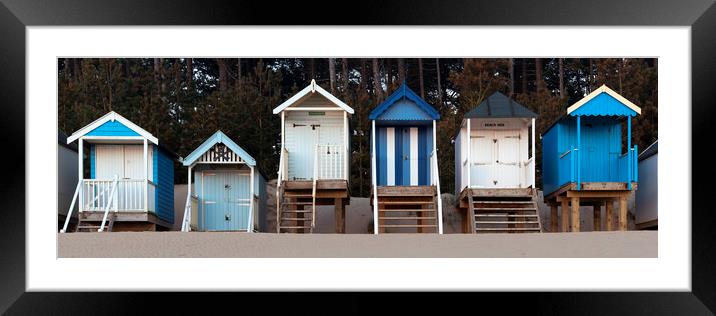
xmin=566 ymin=85 xmax=642 ymax=115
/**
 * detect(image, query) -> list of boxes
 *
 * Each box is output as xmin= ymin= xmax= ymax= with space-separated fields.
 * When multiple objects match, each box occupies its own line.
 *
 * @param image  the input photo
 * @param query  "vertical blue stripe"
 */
xmin=418 ymin=126 xmax=427 ymax=185
xmin=89 ymin=144 xmax=95 ymax=179
xmin=395 ymin=127 xmax=404 ymax=185
xmin=378 ymin=127 xmax=387 ymax=186
xmin=153 ymin=145 xmax=158 ymax=212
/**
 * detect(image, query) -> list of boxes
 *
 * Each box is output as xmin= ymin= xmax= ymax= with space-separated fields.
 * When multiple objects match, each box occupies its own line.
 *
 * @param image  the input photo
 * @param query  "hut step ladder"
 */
xmin=277 ymin=189 xmax=316 ymax=234
xmin=75 ymin=213 xmax=116 ymax=233
xmin=376 ymin=186 xmax=439 ymax=234
xmin=468 ymin=190 xmax=542 ymax=233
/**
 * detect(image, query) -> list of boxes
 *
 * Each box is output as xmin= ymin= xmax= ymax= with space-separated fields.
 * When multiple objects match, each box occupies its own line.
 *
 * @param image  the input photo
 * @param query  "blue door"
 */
xmin=201 ymin=171 xmax=251 ymax=231
xmin=376 ymin=126 xmax=429 ymax=186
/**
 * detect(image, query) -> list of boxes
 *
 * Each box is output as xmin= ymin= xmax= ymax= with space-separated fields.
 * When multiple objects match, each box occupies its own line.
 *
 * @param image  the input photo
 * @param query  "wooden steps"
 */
xmin=75 ymin=213 xmax=115 ymax=232
xmin=277 ymin=185 xmax=316 ymax=234
xmin=467 ymin=189 xmax=542 ymax=234
xmin=375 ymin=186 xmax=439 ymax=234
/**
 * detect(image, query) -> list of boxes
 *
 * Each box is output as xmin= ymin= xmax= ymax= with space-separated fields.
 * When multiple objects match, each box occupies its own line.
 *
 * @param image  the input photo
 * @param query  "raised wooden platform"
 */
xmin=543 ymin=182 xmax=637 ymax=233
xmin=278 ymin=180 xmax=350 ymax=234
xmin=457 ymin=188 xmax=534 ymax=209
xmin=373 ymin=185 xmax=439 ymax=234
xmin=78 ymin=211 xmax=172 ymax=232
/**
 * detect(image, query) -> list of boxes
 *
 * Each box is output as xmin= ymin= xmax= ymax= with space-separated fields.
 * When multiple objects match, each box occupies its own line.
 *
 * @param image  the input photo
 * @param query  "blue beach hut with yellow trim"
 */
xmin=542 ymin=85 xmax=641 ymax=232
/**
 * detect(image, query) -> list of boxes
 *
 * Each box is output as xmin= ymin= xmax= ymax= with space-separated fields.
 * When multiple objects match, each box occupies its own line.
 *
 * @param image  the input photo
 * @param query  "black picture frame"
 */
xmin=1 ymin=0 xmax=714 ymax=314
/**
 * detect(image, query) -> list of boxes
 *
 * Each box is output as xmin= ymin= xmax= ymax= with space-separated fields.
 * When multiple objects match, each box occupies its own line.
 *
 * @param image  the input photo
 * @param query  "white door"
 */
xmin=495 ymin=130 xmax=521 ymax=188
xmin=470 ymin=131 xmax=494 ymax=187
xmin=95 ymin=145 xmax=124 ymax=179
xmin=289 ymin=123 xmax=318 ymax=180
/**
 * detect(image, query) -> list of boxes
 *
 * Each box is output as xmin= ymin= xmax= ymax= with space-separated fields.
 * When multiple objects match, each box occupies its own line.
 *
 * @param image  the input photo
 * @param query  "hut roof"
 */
xmin=182 ymin=130 xmax=257 ymax=167
xmin=567 ymin=85 xmax=641 ymax=116
xmin=464 ymin=91 xmax=537 ymax=119
xmin=66 ymin=111 xmax=158 ymax=145
xmin=272 ymin=79 xmax=354 ymax=114
xmin=369 ymin=82 xmax=440 ymax=121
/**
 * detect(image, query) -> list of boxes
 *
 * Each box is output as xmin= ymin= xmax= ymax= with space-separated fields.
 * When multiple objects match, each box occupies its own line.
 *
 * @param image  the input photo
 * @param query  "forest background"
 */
xmin=58 ymin=58 xmax=658 ymax=196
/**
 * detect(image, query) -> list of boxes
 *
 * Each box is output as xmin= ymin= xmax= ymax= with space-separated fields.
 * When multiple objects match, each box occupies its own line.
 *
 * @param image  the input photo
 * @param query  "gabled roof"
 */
xmin=182 ymin=131 xmax=256 ymax=166
xmin=369 ymin=82 xmax=440 ymax=120
xmin=67 ymin=111 xmax=158 ymax=144
xmin=464 ymin=91 xmax=537 ymax=119
xmin=567 ymin=85 xmax=641 ymax=116
xmin=272 ymin=79 xmax=354 ymax=114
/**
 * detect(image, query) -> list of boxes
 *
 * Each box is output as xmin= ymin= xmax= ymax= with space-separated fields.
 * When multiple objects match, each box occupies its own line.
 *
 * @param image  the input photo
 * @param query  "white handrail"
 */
xmin=98 ymin=175 xmax=119 ymax=232
xmin=181 ymin=189 xmax=192 ymax=232
xmin=276 ymin=148 xmax=287 ymax=233
xmin=59 ymin=180 xmax=82 ymax=233
xmin=312 ymin=144 xmax=318 ymax=230
xmin=431 ymin=150 xmax=443 ymax=234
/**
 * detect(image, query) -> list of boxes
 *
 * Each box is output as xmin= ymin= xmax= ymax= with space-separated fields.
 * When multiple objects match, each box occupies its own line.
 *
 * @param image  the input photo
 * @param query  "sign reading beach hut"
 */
xmin=273 ymin=79 xmax=353 ymax=233
xmin=542 ymin=85 xmax=640 ymax=232
xmin=454 ymin=92 xmax=541 ymax=233
xmin=369 ymin=83 xmax=443 ymax=234
xmin=61 ymin=111 xmax=175 ymax=232
xmin=180 ymin=131 xmax=266 ymax=232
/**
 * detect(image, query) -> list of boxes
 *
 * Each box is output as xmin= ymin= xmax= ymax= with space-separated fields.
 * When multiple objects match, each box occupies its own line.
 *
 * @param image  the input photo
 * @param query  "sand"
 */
xmin=58 ymin=230 xmax=656 ymax=258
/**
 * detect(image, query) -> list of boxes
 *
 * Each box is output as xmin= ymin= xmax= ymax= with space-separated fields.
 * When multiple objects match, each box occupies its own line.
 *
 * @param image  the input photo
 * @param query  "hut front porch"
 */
xmin=277 ymin=180 xmax=350 ymax=233
xmin=544 ymin=182 xmax=638 ymax=232
xmin=77 ymin=210 xmax=172 ymax=232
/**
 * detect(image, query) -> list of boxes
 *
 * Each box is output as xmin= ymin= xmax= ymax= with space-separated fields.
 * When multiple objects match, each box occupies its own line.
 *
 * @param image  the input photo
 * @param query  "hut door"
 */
xmin=400 ymin=127 xmax=420 ymax=186
xmin=289 ymin=122 xmax=318 ymax=180
xmin=495 ymin=130 xmax=521 ymax=188
xmin=201 ymin=172 xmax=251 ymax=231
xmin=470 ymin=131 xmax=494 ymax=188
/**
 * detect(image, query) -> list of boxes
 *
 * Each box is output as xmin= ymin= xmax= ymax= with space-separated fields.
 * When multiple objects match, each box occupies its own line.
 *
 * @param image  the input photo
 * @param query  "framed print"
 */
xmin=1 ymin=0 xmax=715 ymax=314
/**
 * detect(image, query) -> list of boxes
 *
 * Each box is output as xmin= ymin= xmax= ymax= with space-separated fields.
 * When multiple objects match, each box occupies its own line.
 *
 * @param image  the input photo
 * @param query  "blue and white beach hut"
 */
xmin=369 ymin=83 xmax=443 ymax=234
xmin=180 ymin=131 xmax=266 ymax=232
xmin=542 ymin=85 xmax=641 ymax=232
xmin=61 ymin=111 xmax=175 ymax=232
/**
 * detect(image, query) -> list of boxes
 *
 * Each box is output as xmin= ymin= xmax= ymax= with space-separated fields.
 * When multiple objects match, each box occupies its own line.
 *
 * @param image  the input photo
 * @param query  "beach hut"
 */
xmin=454 ymin=92 xmax=541 ymax=233
xmin=542 ymin=85 xmax=640 ymax=232
xmin=61 ymin=111 xmax=176 ymax=232
xmin=273 ymin=79 xmax=353 ymax=233
xmin=369 ymin=83 xmax=443 ymax=234
xmin=635 ymin=140 xmax=657 ymax=230
xmin=58 ymin=131 xmax=79 ymax=231
xmin=180 ymin=131 xmax=266 ymax=232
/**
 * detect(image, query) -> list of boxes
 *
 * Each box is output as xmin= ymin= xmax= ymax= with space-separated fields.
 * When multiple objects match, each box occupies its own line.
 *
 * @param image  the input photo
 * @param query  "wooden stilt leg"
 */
xmin=561 ymin=199 xmax=569 ymax=232
xmin=594 ymin=203 xmax=602 ymax=231
xmin=571 ymin=197 xmax=580 ymax=232
xmin=606 ymin=200 xmax=613 ymax=231
xmin=335 ymin=198 xmax=345 ymax=234
xmin=619 ymin=196 xmax=627 ymax=231
xmin=550 ymin=204 xmax=558 ymax=232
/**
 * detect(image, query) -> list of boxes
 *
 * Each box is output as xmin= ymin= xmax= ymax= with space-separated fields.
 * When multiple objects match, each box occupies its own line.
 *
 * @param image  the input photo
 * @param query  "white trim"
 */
xmin=248 ymin=165 xmax=255 ymax=233
xmin=67 ymin=111 xmax=159 ymax=145
xmin=272 ymin=79 xmax=354 ymax=114
xmin=344 ymin=111 xmax=349 ymax=180
xmin=466 ymin=119 xmax=471 ymax=189
xmin=80 ymin=136 xmax=146 ymax=141
xmin=78 ymin=138 xmax=84 ymax=212
xmin=371 ymin=121 xmax=378 ymax=235
xmin=282 ymin=107 xmax=344 ymax=111
xmin=143 ymin=139 xmax=148 ymax=212
xmin=386 ymin=127 xmax=395 ymax=186
xmin=410 ymin=127 xmax=418 ymax=186
xmin=566 ymin=85 xmax=642 ymax=115
xmin=433 ymin=120 xmax=443 ymax=234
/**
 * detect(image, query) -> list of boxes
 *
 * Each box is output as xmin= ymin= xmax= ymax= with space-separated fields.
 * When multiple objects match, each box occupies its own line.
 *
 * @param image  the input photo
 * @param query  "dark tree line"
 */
xmin=58 ymin=58 xmax=658 ymax=195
